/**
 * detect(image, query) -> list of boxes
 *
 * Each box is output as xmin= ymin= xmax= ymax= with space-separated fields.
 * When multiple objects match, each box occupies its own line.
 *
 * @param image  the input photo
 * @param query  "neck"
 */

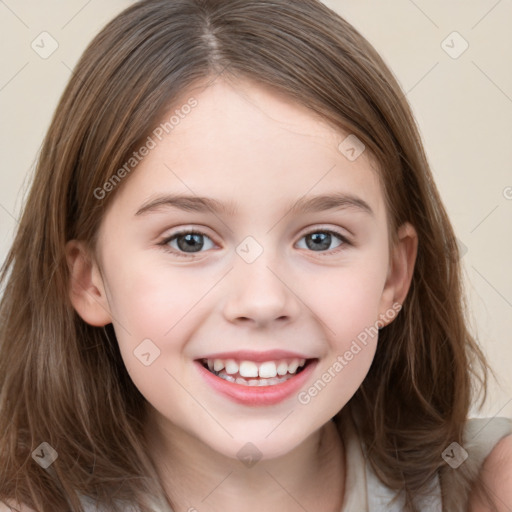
xmin=144 ymin=410 xmax=345 ymax=512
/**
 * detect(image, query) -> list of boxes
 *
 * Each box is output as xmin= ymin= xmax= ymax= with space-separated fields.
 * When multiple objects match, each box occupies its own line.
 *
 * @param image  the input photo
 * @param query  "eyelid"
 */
xmin=158 ymin=228 xmax=218 ymax=258
xmin=295 ymin=226 xmax=352 ymax=256
xmin=299 ymin=225 xmax=352 ymax=242
xmin=158 ymin=224 xmax=352 ymax=258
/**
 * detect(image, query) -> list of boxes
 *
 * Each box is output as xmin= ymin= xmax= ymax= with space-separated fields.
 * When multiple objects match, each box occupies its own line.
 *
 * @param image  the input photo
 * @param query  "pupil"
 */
xmin=178 ymin=233 xmax=203 ymax=252
xmin=307 ymin=232 xmax=330 ymax=251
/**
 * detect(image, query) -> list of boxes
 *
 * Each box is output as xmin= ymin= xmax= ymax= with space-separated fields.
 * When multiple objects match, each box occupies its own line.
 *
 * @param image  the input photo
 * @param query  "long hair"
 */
xmin=0 ymin=0 xmax=489 ymax=510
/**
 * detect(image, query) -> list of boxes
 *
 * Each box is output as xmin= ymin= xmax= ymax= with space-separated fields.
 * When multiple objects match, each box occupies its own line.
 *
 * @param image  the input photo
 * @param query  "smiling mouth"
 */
xmin=198 ymin=358 xmax=315 ymax=387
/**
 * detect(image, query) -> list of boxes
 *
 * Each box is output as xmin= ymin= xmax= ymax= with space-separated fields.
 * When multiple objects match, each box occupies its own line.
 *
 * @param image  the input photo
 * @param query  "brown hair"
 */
xmin=0 ymin=0 xmax=490 ymax=510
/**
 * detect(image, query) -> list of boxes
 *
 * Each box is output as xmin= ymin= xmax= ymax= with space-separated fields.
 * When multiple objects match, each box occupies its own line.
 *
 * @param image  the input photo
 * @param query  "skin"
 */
xmin=65 ymin=76 xmax=421 ymax=512
xmin=469 ymin=434 xmax=512 ymax=511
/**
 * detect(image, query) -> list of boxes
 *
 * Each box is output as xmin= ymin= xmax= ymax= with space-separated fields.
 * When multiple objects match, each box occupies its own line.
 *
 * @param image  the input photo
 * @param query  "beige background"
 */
xmin=0 ymin=1 xmax=511 ymax=418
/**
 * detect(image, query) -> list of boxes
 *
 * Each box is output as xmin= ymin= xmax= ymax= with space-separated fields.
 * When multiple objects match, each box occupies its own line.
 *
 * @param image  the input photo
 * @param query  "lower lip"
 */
xmin=195 ymin=359 xmax=318 ymax=406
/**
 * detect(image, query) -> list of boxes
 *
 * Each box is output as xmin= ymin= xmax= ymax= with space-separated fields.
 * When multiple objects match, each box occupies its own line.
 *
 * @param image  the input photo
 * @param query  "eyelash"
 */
xmin=158 ymin=227 xmax=351 ymax=258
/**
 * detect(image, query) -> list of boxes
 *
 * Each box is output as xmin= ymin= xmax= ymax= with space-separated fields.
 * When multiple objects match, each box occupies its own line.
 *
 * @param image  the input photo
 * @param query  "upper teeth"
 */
xmin=205 ymin=358 xmax=307 ymax=378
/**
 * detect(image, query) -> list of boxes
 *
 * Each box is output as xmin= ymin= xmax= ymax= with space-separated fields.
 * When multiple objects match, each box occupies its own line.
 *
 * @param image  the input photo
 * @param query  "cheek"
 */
xmin=102 ymin=257 xmax=215 ymax=384
xmin=301 ymin=256 xmax=386 ymax=402
xmin=306 ymin=258 xmax=388 ymax=339
xmin=104 ymin=261 xmax=204 ymax=408
xmin=105 ymin=257 xmax=209 ymax=337
xmin=298 ymin=268 xmax=384 ymax=415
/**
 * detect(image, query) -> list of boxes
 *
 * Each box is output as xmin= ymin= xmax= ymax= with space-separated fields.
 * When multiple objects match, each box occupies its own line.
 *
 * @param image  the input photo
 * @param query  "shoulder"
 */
xmin=468 ymin=433 xmax=512 ymax=511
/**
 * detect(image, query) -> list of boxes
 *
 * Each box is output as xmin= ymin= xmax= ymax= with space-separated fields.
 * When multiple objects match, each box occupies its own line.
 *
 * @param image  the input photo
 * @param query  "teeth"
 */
xmin=230 ymin=374 xmax=293 ymax=386
xmin=224 ymin=359 xmax=238 ymax=374
xmin=288 ymin=360 xmax=299 ymax=373
xmin=203 ymin=357 xmax=307 ymax=379
xmin=239 ymin=361 xmax=259 ymax=378
xmin=258 ymin=361 xmax=277 ymax=378
xmin=276 ymin=362 xmax=288 ymax=376
xmin=213 ymin=359 xmax=225 ymax=372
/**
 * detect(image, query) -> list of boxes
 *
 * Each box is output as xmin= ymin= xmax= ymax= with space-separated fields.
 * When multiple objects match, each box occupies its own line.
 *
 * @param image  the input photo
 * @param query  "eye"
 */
xmin=159 ymin=229 xmax=216 ymax=257
xmin=295 ymin=229 xmax=350 ymax=254
xmin=159 ymin=227 xmax=351 ymax=258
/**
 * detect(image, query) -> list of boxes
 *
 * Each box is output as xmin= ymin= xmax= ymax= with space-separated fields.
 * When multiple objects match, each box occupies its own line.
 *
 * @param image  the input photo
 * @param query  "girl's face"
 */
xmin=69 ymin=77 xmax=416 ymax=461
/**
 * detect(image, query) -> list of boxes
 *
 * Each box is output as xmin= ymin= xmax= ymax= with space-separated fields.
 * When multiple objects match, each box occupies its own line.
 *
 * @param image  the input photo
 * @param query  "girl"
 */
xmin=0 ymin=0 xmax=511 ymax=511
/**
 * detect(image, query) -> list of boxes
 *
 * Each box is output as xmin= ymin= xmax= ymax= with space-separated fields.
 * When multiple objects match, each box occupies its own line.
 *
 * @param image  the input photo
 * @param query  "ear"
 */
xmin=378 ymin=222 xmax=418 ymax=325
xmin=65 ymin=240 xmax=112 ymax=326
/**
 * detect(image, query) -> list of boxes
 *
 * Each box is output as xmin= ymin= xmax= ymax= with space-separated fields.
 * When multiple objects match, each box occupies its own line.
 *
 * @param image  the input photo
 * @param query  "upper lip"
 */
xmin=196 ymin=350 xmax=315 ymax=363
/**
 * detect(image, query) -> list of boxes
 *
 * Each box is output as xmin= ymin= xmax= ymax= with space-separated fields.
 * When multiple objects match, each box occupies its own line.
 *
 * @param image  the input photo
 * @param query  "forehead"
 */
xmin=108 ymin=77 xmax=385 ymax=222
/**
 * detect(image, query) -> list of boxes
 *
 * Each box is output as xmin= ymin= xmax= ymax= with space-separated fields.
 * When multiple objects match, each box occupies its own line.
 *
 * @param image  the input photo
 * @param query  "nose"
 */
xmin=222 ymin=248 xmax=301 ymax=328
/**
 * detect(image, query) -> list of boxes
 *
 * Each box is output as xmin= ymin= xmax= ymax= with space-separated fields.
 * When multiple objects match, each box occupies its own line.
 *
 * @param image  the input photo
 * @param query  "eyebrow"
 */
xmin=134 ymin=192 xmax=374 ymax=217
